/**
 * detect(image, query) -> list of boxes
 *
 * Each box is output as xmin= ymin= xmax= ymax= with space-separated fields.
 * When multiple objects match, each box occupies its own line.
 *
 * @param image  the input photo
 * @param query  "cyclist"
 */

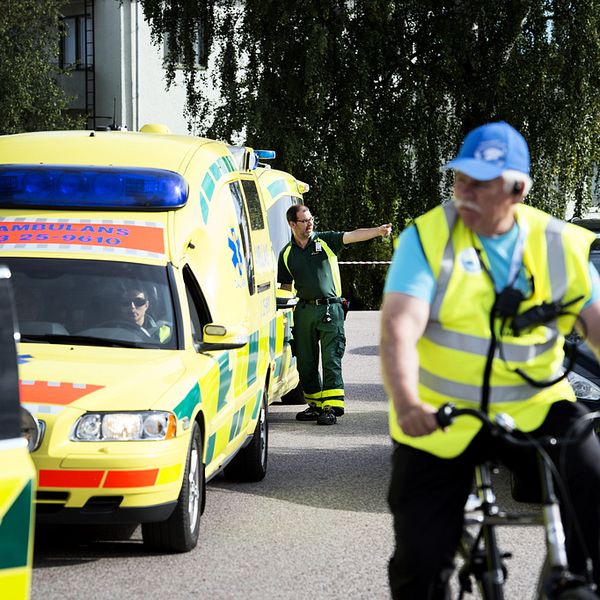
xmin=380 ymin=121 xmax=600 ymax=599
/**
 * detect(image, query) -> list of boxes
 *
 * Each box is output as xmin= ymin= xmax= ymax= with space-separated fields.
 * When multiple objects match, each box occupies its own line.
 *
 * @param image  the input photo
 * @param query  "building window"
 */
xmin=61 ymin=15 xmax=93 ymax=69
xmin=163 ymin=27 xmax=208 ymax=69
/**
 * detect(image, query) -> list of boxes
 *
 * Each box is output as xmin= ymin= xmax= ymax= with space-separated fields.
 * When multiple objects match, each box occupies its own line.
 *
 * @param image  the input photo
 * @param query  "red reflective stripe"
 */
xmin=39 ymin=469 xmax=104 ymax=488
xmin=103 ymin=469 xmax=159 ymax=488
xmin=19 ymin=381 xmax=104 ymax=405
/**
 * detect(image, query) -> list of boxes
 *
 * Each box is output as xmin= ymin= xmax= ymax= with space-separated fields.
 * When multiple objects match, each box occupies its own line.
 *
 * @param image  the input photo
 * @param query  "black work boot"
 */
xmin=316 ymin=405 xmax=337 ymax=426
xmin=296 ymin=402 xmax=322 ymax=421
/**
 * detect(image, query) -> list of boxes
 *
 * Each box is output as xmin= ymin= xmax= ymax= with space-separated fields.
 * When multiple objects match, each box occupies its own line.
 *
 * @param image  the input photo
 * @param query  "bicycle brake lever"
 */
xmin=436 ymin=403 xmax=455 ymax=428
xmin=495 ymin=413 xmax=516 ymax=433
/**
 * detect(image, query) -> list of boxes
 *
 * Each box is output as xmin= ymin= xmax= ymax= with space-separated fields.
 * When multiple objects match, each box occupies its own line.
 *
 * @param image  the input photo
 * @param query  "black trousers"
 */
xmin=387 ymin=401 xmax=600 ymax=600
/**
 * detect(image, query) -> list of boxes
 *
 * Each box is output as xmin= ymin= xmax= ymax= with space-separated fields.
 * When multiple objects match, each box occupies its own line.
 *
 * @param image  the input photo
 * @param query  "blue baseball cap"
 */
xmin=444 ymin=121 xmax=530 ymax=180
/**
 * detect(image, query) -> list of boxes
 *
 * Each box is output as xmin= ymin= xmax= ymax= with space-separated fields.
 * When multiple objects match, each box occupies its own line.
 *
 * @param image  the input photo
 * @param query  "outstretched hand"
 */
xmin=379 ymin=223 xmax=393 ymax=237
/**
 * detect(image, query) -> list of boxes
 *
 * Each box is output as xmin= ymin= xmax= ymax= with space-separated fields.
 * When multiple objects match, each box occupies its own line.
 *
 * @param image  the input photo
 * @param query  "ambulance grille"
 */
xmin=82 ymin=496 xmax=124 ymax=513
xmin=36 ymin=491 xmax=69 ymax=504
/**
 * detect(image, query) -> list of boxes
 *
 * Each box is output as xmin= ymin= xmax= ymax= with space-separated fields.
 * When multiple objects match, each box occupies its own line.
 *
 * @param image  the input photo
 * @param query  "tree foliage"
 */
xmin=0 ymin=0 xmax=80 ymax=134
xmin=142 ymin=0 xmax=600 ymax=308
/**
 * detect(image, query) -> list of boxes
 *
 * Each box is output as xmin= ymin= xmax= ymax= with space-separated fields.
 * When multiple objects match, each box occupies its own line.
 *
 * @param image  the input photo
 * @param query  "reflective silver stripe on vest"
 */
xmin=423 ymin=321 xmax=559 ymax=361
xmin=419 ymin=366 xmax=564 ymax=403
xmin=430 ymin=203 xmax=457 ymax=321
xmin=319 ymin=238 xmax=342 ymax=296
xmin=546 ymin=218 xmax=567 ymax=300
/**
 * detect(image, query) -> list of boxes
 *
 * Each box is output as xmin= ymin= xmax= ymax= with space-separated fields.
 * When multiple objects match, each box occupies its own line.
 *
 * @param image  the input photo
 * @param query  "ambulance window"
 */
xmin=229 ymin=181 xmax=256 ymax=296
xmin=268 ymin=195 xmax=301 ymax=255
xmin=183 ymin=266 xmax=210 ymax=344
xmin=240 ymin=180 xmax=265 ymax=230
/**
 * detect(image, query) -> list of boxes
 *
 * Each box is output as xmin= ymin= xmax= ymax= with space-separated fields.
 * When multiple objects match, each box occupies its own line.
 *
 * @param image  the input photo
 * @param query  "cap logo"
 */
xmin=473 ymin=141 xmax=507 ymax=165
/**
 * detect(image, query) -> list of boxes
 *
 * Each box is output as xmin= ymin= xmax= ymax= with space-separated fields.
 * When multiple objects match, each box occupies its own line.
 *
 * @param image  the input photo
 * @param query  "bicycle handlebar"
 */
xmin=435 ymin=402 xmax=600 ymax=448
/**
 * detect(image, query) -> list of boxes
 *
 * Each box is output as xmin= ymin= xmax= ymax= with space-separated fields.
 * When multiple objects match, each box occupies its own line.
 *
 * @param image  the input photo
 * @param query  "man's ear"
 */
xmin=512 ymin=182 xmax=523 ymax=195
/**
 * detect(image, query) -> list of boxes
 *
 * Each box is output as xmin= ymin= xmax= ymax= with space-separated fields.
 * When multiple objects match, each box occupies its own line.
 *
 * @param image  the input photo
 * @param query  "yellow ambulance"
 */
xmin=0 ymin=126 xmax=305 ymax=552
xmin=0 ymin=267 xmax=35 ymax=598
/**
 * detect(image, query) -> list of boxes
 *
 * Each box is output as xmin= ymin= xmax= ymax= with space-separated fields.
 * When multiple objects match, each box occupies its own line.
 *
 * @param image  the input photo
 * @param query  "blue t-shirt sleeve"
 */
xmin=383 ymin=225 xmax=436 ymax=304
xmin=584 ymin=261 xmax=600 ymax=309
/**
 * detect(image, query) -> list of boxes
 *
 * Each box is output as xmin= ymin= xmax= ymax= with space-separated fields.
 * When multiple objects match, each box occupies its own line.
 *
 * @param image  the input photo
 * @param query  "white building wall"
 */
xmin=63 ymin=0 xmax=214 ymax=135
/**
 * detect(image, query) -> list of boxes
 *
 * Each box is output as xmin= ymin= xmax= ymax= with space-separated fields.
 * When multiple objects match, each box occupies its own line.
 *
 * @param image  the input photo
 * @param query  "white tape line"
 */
xmin=338 ymin=261 xmax=392 ymax=265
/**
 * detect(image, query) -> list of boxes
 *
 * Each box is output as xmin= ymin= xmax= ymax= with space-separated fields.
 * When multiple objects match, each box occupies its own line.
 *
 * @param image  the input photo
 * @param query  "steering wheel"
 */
xmin=96 ymin=320 xmax=147 ymax=336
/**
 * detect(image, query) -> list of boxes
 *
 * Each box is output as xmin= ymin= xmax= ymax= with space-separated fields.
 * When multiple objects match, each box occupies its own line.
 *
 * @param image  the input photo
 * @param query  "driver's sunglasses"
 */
xmin=296 ymin=216 xmax=314 ymax=225
xmin=122 ymin=297 xmax=148 ymax=308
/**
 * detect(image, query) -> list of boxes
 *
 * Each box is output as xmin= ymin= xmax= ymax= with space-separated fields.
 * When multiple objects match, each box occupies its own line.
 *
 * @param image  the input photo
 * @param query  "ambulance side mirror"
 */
xmin=196 ymin=323 xmax=249 ymax=352
xmin=276 ymin=296 xmax=298 ymax=310
xmin=276 ymin=287 xmax=298 ymax=310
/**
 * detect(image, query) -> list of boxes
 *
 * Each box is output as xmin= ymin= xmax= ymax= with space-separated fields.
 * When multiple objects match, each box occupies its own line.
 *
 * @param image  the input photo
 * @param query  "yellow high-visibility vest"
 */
xmin=389 ymin=203 xmax=595 ymax=457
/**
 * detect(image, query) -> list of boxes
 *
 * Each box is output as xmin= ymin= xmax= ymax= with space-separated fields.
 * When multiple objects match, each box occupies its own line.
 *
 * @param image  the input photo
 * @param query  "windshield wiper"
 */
xmin=18 ymin=333 xmax=145 ymax=349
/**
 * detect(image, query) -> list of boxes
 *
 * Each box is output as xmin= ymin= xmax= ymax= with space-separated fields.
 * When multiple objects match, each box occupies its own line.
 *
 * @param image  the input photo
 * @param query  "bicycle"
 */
xmin=435 ymin=403 xmax=600 ymax=600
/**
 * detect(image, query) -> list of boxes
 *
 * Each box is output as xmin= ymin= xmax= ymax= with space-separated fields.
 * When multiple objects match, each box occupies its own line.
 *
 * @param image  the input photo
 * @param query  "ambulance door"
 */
xmin=238 ymin=177 xmax=274 ymax=393
xmin=226 ymin=181 xmax=262 ymax=429
xmin=0 ymin=267 xmax=35 ymax=600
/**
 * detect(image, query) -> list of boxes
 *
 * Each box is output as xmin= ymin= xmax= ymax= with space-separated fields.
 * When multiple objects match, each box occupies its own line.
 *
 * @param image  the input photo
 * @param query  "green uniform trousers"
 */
xmin=292 ymin=302 xmax=346 ymax=414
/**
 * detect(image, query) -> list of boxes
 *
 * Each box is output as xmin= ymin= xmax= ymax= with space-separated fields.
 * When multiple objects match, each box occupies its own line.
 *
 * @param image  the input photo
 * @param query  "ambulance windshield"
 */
xmin=3 ymin=258 xmax=177 ymax=349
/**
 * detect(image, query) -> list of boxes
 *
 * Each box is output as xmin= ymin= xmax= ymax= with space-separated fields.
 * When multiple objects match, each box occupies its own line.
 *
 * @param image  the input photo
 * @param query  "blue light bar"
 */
xmin=0 ymin=165 xmax=188 ymax=210
xmin=254 ymin=149 xmax=276 ymax=160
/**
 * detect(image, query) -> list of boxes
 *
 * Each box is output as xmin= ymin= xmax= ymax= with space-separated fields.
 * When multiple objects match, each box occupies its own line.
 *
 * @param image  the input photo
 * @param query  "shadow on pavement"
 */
xmin=349 ymin=344 xmax=379 ymax=356
xmin=33 ymin=524 xmax=148 ymax=567
xmin=210 ymin=404 xmax=393 ymax=514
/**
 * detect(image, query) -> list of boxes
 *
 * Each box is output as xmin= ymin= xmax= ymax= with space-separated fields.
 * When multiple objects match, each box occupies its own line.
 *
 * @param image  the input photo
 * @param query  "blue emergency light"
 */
xmin=0 ymin=165 xmax=188 ymax=210
xmin=254 ymin=150 xmax=276 ymax=160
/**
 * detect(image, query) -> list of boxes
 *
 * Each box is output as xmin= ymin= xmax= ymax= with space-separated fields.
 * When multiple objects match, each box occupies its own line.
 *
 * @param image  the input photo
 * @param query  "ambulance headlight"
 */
xmin=72 ymin=412 xmax=176 ymax=441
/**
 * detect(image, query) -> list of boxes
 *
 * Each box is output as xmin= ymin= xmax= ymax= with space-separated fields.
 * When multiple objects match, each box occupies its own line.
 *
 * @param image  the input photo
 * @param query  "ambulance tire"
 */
xmin=280 ymin=381 xmax=305 ymax=405
xmin=224 ymin=387 xmax=268 ymax=482
xmin=141 ymin=423 xmax=204 ymax=553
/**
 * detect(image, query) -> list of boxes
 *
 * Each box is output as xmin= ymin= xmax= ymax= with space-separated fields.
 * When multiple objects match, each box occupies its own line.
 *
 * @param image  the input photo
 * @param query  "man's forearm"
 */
xmin=380 ymin=293 xmax=438 ymax=436
xmin=380 ymin=295 xmax=426 ymax=411
xmin=381 ymin=327 xmax=422 ymax=413
xmin=343 ymin=224 xmax=391 ymax=244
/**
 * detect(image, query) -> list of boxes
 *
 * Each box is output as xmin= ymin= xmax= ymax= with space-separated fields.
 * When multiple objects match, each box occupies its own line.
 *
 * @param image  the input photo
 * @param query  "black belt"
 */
xmin=300 ymin=297 xmax=342 ymax=306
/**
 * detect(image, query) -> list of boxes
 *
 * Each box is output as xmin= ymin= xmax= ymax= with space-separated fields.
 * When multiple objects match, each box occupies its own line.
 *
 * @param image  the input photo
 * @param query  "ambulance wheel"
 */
xmin=142 ymin=423 xmax=204 ymax=553
xmin=224 ymin=388 xmax=268 ymax=482
xmin=280 ymin=381 xmax=305 ymax=405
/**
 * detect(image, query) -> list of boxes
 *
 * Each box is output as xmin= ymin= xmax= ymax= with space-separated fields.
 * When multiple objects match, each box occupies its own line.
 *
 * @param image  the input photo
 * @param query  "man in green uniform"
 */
xmin=278 ymin=204 xmax=392 ymax=425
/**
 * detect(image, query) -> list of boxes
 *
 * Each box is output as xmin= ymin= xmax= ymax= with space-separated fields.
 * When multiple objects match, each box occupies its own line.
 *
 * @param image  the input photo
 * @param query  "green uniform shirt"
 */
xmin=278 ymin=231 xmax=345 ymax=299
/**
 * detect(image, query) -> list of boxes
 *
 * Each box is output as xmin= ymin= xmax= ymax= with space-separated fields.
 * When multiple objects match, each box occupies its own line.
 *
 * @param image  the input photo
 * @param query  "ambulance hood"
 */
xmin=17 ymin=344 xmax=205 ymax=413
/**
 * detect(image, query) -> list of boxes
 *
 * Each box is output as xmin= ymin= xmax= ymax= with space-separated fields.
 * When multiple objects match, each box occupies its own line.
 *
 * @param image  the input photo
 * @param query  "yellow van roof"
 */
xmin=0 ymin=130 xmax=215 ymax=173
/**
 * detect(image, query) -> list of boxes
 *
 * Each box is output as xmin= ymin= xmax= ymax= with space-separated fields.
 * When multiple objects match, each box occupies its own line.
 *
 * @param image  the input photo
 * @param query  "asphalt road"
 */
xmin=31 ymin=311 xmax=544 ymax=600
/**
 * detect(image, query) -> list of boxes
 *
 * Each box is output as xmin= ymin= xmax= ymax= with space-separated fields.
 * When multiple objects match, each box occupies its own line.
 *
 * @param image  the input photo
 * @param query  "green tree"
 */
xmin=0 ymin=0 xmax=80 ymax=134
xmin=142 ymin=0 xmax=600 ymax=308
